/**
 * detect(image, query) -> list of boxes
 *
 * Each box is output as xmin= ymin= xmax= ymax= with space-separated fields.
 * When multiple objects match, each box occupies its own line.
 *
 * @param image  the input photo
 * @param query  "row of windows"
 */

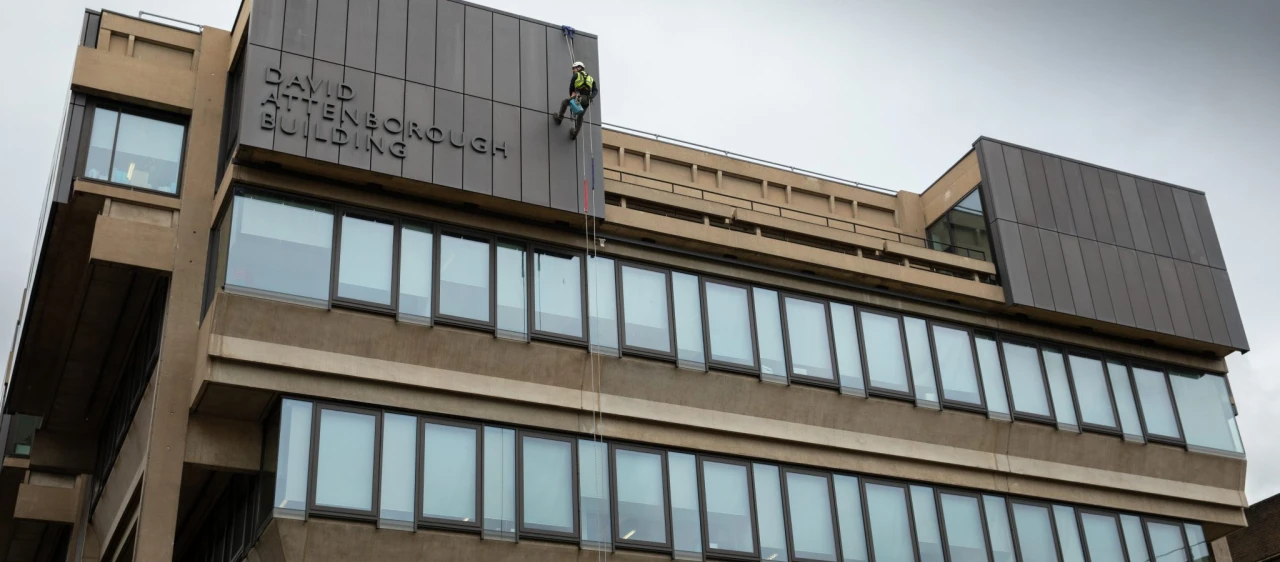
xmin=212 ymin=188 xmax=1243 ymax=458
xmin=267 ymin=398 xmax=1213 ymax=562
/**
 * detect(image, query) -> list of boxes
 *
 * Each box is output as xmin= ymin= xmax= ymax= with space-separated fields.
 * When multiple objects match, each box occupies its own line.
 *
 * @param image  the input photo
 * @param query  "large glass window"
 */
xmin=620 ymin=265 xmax=673 ymax=356
xmin=860 ymin=311 xmax=911 ymax=396
xmin=1170 ymin=372 xmax=1244 ymax=455
xmin=1054 ymin=505 xmax=1086 ymax=562
xmin=421 ymin=421 xmax=479 ymax=526
xmin=1011 ymin=502 xmax=1058 ymax=562
xmin=1002 ymin=341 xmax=1053 ymax=419
xmin=587 ymin=256 xmax=619 ymax=354
xmin=496 ymin=242 xmax=527 ymax=339
xmin=865 ymin=481 xmax=916 ymax=562
xmin=672 ymin=272 xmax=706 ymax=369
xmin=312 ymin=407 xmax=377 ymax=514
xmin=579 ymin=440 xmax=610 ymax=546
xmin=754 ymin=288 xmax=788 ymax=383
xmin=1133 ymin=367 xmax=1182 ymax=442
xmin=272 ymin=399 xmax=312 ymax=517
xmin=1146 ymin=521 xmax=1188 ymax=562
xmin=1043 ymin=350 xmax=1080 ymax=431
xmin=830 ymin=303 xmax=865 ymax=396
xmin=226 ymin=192 xmax=333 ymax=304
xmin=437 ymin=232 xmax=492 ymax=324
xmin=482 ymin=427 xmax=516 ymax=538
xmin=1184 ymin=523 xmax=1211 ymax=562
xmin=702 ymin=459 xmax=756 ymax=557
xmin=614 ymin=446 xmax=669 ymax=547
xmin=911 ymin=486 xmax=946 ymax=562
xmin=397 ymin=223 xmax=434 ymax=321
xmin=785 ymin=470 xmax=838 ymax=561
xmin=336 ymin=213 xmax=395 ymax=306
xmin=984 ymin=496 xmax=1017 ymax=562
xmin=520 ymin=434 xmax=576 ymax=537
xmin=705 ymin=281 xmax=757 ymax=370
xmin=975 ymin=334 xmax=1011 ymax=420
xmin=940 ymin=492 xmax=990 ymax=562
xmin=784 ymin=297 xmax=836 ymax=385
xmin=933 ymin=324 xmax=984 ymax=408
xmin=755 ymin=464 xmax=789 ymax=560
xmin=1080 ymin=512 xmax=1126 ymax=562
xmin=533 ymin=249 xmax=585 ymax=340
xmin=905 ymin=317 xmax=940 ymax=407
xmin=669 ymin=452 xmax=702 ymax=559
xmin=1108 ymin=362 xmax=1145 ymax=442
xmin=1121 ymin=515 xmax=1151 ymax=562
xmin=379 ymin=413 xmax=416 ymax=529
xmin=1069 ymin=355 xmax=1118 ymax=430
xmin=833 ymin=475 xmax=869 ymax=562
xmin=84 ymin=106 xmax=185 ymax=193
xmin=926 ymin=189 xmax=992 ymax=262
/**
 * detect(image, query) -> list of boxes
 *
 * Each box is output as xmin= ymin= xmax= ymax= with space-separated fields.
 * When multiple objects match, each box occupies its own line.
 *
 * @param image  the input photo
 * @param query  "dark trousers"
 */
xmin=557 ymin=95 xmax=592 ymax=134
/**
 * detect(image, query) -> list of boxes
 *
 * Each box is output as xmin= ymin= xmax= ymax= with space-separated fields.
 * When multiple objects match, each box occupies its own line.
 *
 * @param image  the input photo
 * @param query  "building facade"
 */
xmin=0 ymin=2 xmax=1252 ymax=562
xmin=1226 ymin=494 xmax=1280 ymax=562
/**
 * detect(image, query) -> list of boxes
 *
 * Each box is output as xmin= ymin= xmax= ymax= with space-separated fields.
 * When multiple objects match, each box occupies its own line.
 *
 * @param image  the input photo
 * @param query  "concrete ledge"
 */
xmin=76 ymin=179 xmax=182 ymax=211
xmin=72 ymin=46 xmax=195 ymax=112
xmin=90 ymin=214 xmax=176 ymax=271
xmin=184 ymin=414 xmax=262 ymax=473
xmin=15 ymin=482 xmax=77 ymax=523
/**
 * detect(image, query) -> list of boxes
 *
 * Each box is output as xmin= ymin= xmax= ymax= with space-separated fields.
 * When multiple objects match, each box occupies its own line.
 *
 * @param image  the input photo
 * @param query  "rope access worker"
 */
xmin=553 ymin=61 xmax=598 ymax=140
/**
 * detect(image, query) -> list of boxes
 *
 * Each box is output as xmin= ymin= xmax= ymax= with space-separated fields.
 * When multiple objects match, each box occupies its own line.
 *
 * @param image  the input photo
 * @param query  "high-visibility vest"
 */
xmin=574 ymin=71 xmax=594 ymax=91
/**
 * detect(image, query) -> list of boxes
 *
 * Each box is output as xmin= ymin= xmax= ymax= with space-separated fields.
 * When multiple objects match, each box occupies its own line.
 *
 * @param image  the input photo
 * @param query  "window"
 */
xmin=925 ymin=189 xmax=992 ymax=261
xmin=519 ymin=433 xmax=577 ymax=539
xmin=1146 ymin=520 xmax=1188 ymax=562
xmin=669 ymin=452 xmax=702 ymax=559
xmin=833 ymin=476 xmax=868 ymax=562
xmin=1132 ymin=367 xmax=1183 ymax=442
xmin=533 ymin=248 xmax=586 ymax=341
xmin=975 ymin=333 xmax=1011 ymax=420
xmin=613 ymin=445 xmax=669 ymax=548
xmin=1121 ymin=515 xmax=1151 ymax=562
xmin=1002 ymin=340 xmax=1054 ymax=421
xmin=83 ymin=105 xmax=185 ymax=194
xmin=271 ymin=399 xmax=312 ymax=517
xmin=705 ymin=280 xmax=757 ymax=371
xmin=983 ymin=496 xmax=1017 ymax=562
xmin=905 ymin=317 xmax=940 ymax=407
xmin=1043 ymin=350 xmax=1080 ymax=431
xmin=829 ymin=303 xmax=865 ymax=396
xmin=1011 ymin=502 xmax=1058 ymax=562
xmin=311 ymin=406 xmax=378 ymax=515
xmin=702 ymin=458 xmax=756 ymax=558
xmin=1108 ymin=362 xmax=1145 ymax=442
xmin=864 ymin=481 xmax=916 ymax=562
xmin=783 ymin=296 xmax=837 ymax=386
xmin=495 ymin=242 xmax=527 ymax=339
xmin=940 ymin=492 xmax=990 ymax=562
xmin=579 ymin=440 xmax=610 ymax=546
xmin=379 ymin=413 xmax=416 ymax=529
xmin=1053 ymin=505 xmax=1086 ymax=562
xmin=620 ymin=264 xmax=674 ymax=357
xmin=754 ymin=464 xmax=788 ymax=560
xmin=1068 ymin=354 xmax=1119 ymax=431
xmin=226 ymin=191 xmax=334 ymax=305
xmin=784 ymin=469 xmax=838 ymax=562
xmin=672 ymin=272 xmax=706 ymax=369
xmin=482 ymin=427 xmax=516 ymax=538
xmin=587 ymin=256 xmax=619 ymax=354
xmin=1080 ymin=511 xmax=1126 ymax=562
xmin=421 ymin=420 xmax=480 ymax=528
xmin=436 ymin=232 xmax=493 ymax=325
xmin=754 ymin=288 xmax=788 ymax=383
xmin=335 ymin=212 xmax=396 ymax=308
xmin=1170 ymin=372 xmax=1244 ymax=455
xmin=911 ymin=486 xmax=945 ymax=562
xmin=1184 ymin=523 xmax=1211 ymax=562
xmin=932 ymin=324 xmax=984 ymax=409
xmin=860 ymin=311 xmax=911 ymax=397
xmin=397 ymin=223 xmax=434 ymax=322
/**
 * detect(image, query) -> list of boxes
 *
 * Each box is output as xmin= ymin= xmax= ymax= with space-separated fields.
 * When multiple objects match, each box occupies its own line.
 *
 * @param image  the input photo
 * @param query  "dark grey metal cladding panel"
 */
xmin=1022 ymin=151 xmax=1057 ymax=231
xmin=1097 ymin=171 xmax=1134 ymax=249
xmin=1137 ymin=252 xmax=1174 ymax=335
xmin=1153 ymin=183 xmax=1190 ymax=261
xmin=313 ymin=0 xmax=347 ymax=64
xmin=1155 ymin=256 xmax=1193 ymax=339
xmin=1172 ymin=188 xmax=1208 ymax=266
xmin=344 ymin=0 xmax=378 ymax=72
xmin=976 ymin=140 xmax=1016 ymax=223
xmin=574 ymin=34 xmax=601 ymax=125
xmin=1117 ymin=248 xmax=1154 ymax=331
xmin=371 ymin=75 xmax=405 ymax=177
xmin=405 ymin=0 xmax=438 ymax=85
xmin=249 ymin=0 xmax=286 ymax=49
xmin=1058 ymin=236 xmax=1094 ymax=319
xmin=492 ymin=102 xmax=521 ymax=200
xmin=1059 ymin=160 xmax=1096 ymax=240
xmin=1211 ymin=269 xmax=1249 ymax=350
xmin=994 ymin=220 xmax=1034 ymax=306
xmin=1174 ymin=260 xmax=1212 ymax=342
xmin=306 ymin=60 xmax=345 ymax=163
xmin=1135 ymin=179 xmax=1171 ymax=257
xmin=82 ymin=12 xmax=100 ymax=48
xmin=1002 ymin=145 xmax=1038 ymax=226
xmin=519 ymin=20 xmax=549 ymax=113
xmin=432 ymin=89 xmax=464 ymax=188
xmin=545 ymin=26 xmax=572 ymax=122
xmin=548 ymin=113 xmax=579 ymax=212
xmin=376 ymin=0 xmax=408 ymax=78
xmin=281 ymin=0 xmax=318 ymax=56
xmin=1189 ymin=193 xmax=1227 ymax=269
xmin=1041 ymin=156 xmax=1076 ymax=236
xmin=520 ymin=108 xmax=550 ymax=206
xmin=1097 ymin=242 xmax=1135 ymax=327
xmin=54 ymin=100 xmax=86 ymax=204
xmin=1116 ymin=175 xmax=1152 ymax=253
xmin=1193 ymin=264 xmax=1232 ymax=346
xmin=1080 ymin=165 xmax=1115 ymax=244
xmin=462 ymin=96 xmax=492 ymax=194
xmin=1038 ymin=230 xmax=1075 ymax=315
xmin=338 ymin=67 xmax=375 ymax=170
xmin=435 ymin=0 xmax=465 ymax=93
xmin=273 ymin=52 xmax=313 ymax=156
xmin=401 ymin=82 xmax=434 ymax=182
xmin=463 ymin=6 xmax=493 ymax=98
xmin=1078 ymin=239 xmax=1115 ymax=323
xmin=240 ymin=45 xmax=281 ymax=150
xmin=492 ymin=14 xmax=520 ymax=107
xmin=1017 ymin=224 xmax=1056 ymax=310
xmin=590 ymin=123 xmax=605 ymax=217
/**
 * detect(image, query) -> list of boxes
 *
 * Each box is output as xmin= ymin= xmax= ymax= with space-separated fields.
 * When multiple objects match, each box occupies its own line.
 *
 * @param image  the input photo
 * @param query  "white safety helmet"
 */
xmin=572 ymin=61 xmax=586 ymax=70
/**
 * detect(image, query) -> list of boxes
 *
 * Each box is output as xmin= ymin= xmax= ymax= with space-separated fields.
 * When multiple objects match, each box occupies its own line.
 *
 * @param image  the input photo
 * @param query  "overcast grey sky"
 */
xmin=1 ymin=0 xmax=1276 ymax=503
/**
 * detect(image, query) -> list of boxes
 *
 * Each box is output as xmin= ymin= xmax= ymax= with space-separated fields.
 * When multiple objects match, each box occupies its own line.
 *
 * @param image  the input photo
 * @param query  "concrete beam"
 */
xmin=184 ymin=415 xmax=261 ymax=473
xmin=15 ymin=482 xmax=77 ymax=524
xmin=28 ymin=430 xmax=96 ymax=474
xmin=71 ymin=46 xmax=195 ymax=113
xmin=90 ymin=214 xmax=176 ymax=272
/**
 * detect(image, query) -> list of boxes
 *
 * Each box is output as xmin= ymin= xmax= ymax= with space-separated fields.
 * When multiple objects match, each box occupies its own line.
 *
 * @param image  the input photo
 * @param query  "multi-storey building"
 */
xmin=0 ymin=2 xmax=1252 ymax=561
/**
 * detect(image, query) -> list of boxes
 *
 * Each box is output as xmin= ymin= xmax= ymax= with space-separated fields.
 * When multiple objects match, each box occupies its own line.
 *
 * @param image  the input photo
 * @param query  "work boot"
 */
xmin=554 ymin=114 xmax=564 ymax=125
xmin=571 ymin=127 xmax=579 ymax=140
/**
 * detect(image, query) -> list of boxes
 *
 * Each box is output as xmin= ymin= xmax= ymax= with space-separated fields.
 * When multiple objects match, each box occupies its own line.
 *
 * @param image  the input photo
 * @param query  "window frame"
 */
xmin=616 ymin=261 xmax=678 ymax=360
xmin=416 ymin=416 xmax=484 ymax=532
xmin=996 ymin=335 xmax=1059 ymax=426
xmin=697 ymin=455 xmax=761 ymax=561
xmin=860 ymin=477 xmax=921 ymax=562
xmin=432 ymin=227 xmax=499 ymax=331
xmin=1141 ymin=516 xmax=1191 ymax=562
xmin=700 ymin=278 xmax=761 ymax=375
xmin=609 ymin=443 xmax=674 ymax=552
xmin=527 ymin=244 xmax=591 ymax=345
xmin=780 ymin=467 xmax=842 ymax=562
xmin=779 ymin=293 xmax=840 ymax=389
xmin=1062 ymin=349 xmax=1125 ymax=437
xmin=306 ymin=403 xmax=383 ymax=521
xmin=76 ymin=98 xmax=189 ymax=198
xmin=222 ymin=187 xmax=337 ymax=309
xmin=935 ymin=488 xmax=996 ymax=562
xmin=856 ymin=308 xmax=916 ymax=402
xmin=515 ymin=430 xmax=580 ymax=542
xmin=1075 ymin=508 xmax=1130 ymax=562
xmin=1007 ymin=498 xmax=1064 ymax=562
xmin=330 ymin=207 xmax=402 ymax=314
xmin=928 ymin=320 xmax=989 ymax=413
xmin=1127 ymin=362 xmax=1187 ymax=446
